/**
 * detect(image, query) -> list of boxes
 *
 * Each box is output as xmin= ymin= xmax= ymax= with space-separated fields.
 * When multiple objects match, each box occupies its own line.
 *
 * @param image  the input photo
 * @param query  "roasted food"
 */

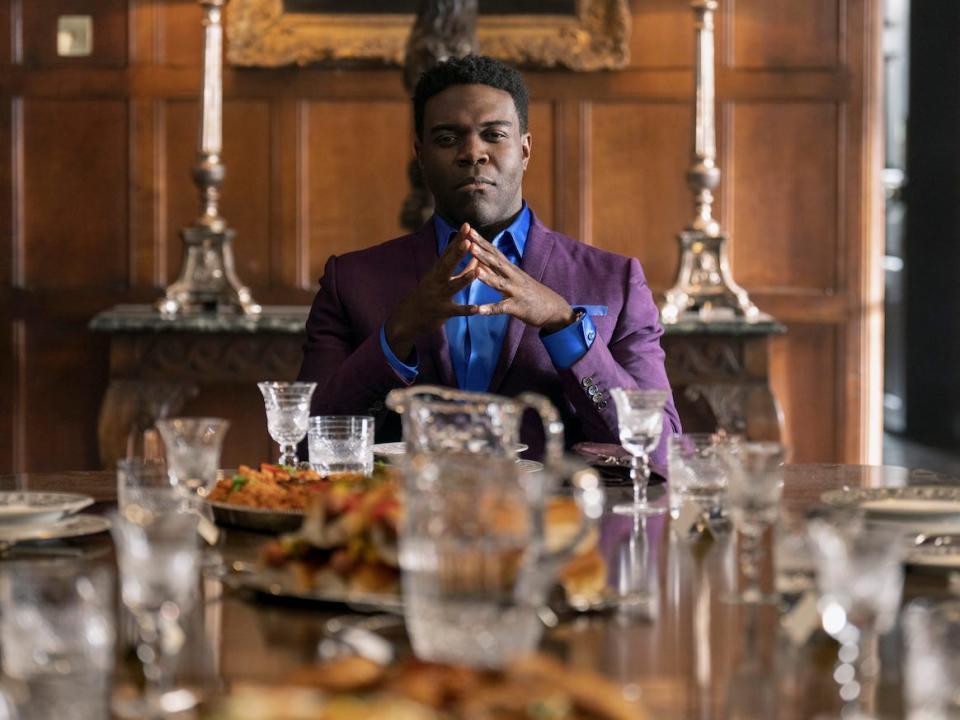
xmin=207 ymin=653 xmax=649 ymax=720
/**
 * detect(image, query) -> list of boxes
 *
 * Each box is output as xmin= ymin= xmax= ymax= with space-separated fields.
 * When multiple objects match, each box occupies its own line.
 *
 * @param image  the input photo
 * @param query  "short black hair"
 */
xmin=413 ymin=54 xmax=529 ymax=139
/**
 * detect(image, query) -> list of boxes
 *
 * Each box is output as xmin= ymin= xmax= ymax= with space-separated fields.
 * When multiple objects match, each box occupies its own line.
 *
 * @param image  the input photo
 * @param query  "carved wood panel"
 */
xmin=21 ymin=99 xmax=129 ymax=289
xmin=589 ymin=101 xmax=691 ymax=287
xmin=730 ymin=102 xmax=839 ymax=291
xmin=731 ymin=0 xmax=840 ymax=68
xmin=305 ymin=100 xmax=411 ymax=280
xmin=19 ymin=0 xmax=129 ymax=68
xmin=769 ymin=324 xmax=840 ymax=462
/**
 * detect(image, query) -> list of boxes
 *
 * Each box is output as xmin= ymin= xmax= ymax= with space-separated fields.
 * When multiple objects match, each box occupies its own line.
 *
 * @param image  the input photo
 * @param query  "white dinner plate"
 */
xmin=373 ymin=442 xmax=530 ymax=458
xmin=821 ymin=486 xmax=960 ymax=520
xmin=0 ymin=514 xmax=110 ymax=546
xmin=0 ymin=492 xmax=95 ymax=526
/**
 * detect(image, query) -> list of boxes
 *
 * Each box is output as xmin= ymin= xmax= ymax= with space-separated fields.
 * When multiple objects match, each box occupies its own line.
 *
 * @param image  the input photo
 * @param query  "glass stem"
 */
xmin=839 ymin=625 xmax=879 ymax=719
xmin=632 ymin=452 xmax=650 ymax=507
xmin=279 ymin=443 xmax=297 ymax=466
xmin=740 ymin=531 xmax=761 ymax=598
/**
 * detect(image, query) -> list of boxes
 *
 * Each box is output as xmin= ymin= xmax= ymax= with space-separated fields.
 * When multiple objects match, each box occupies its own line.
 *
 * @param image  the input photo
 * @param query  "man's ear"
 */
xmin=521 ymin=132 xmax=532 ymax=171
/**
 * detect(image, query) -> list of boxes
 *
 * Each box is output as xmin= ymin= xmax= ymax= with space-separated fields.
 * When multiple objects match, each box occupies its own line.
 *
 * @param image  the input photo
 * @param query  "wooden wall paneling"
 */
xmin=21 ymin=99 xmax=128 ymax=289
xmin=130 ymin=98 xmax=163 ymax=286
xmin=21 ymin=320 xmax=110 ymax=471
xmin=158 ymin=0 xmax=201 ymax=67
xmin=523 ymin=100 xmax=555 ymax=231
xmin=840 ymin=0 xmax=884 ymax=464
xmin=304 ymin=100 xmax=411 ymax=283
xmin=0 ymin=0 xmax=11 ymax=65
xmin=553 ymin=99 xmax=588 ymax=242
xmin=627 ymin=0 xmax=692 ymax=69
xmin=129 ymin=0 xmax=160 ymax=66
xmin=20 ymin=0 xmax=128 ymax=68
xmin=731 ymin=0 xmax=840 ymax=68
xmin=274 ymin=97 xmax=304 ymax=289
xmin=589 ymin=101 xmax=691 ymax=289
xmin=730 ymin=102 xmax=839 ymax=291
xmin=769 ymin=324 xmax=840 ymax=462
xmin=0 ymin=95 xmax=13 ymax=471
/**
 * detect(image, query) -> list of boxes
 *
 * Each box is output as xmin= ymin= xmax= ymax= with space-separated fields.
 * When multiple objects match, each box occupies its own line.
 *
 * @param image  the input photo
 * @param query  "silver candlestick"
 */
xmin=157 ymin=0 xmax=260 ymax=317
xmin=661 ymin=0 xmax=759 ymax=324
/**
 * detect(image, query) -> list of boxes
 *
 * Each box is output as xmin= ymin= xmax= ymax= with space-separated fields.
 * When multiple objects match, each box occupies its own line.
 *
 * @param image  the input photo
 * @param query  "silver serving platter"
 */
xmin=222 ymin=561 xmax=402 ymax=613
xmin=222 ymin=561 xmax=617 ymax=616
xmin=821 ymin=485 xmax=960 ymax=518
xmin=208 ymin=501 xmax=303 ymax=533
xmin=0 ymin=492 xmax=94 ymax=526
xmin=373 ymin=442 xmax=529 ymax=458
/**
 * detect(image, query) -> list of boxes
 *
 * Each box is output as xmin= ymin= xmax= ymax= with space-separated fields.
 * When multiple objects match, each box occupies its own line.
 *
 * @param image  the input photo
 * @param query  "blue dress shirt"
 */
xmin=380 ymin=205 xmax=597 ymax=389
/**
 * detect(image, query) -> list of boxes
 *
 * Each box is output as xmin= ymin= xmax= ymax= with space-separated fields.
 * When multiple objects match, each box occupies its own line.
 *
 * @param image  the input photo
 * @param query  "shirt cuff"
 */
xmin=541 ymin=308 xmax=597 ymax=369
xmin=379 ymin=325 xmax=419 ymax=383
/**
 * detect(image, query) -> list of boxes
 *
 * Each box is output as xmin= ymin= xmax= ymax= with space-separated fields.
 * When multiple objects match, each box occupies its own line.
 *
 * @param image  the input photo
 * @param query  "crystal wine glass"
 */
xmin=807 ymin=515 xmax=904 ymax=720
xmin=723 ymin=441 xmax=787 ymax=604
xmin=155 ymin=417 xmax=229 ymax=498
xmin=610 ymin=388 xmax=669 ymax=516
xmin=257 ymin=381 xmax=316 ymax=467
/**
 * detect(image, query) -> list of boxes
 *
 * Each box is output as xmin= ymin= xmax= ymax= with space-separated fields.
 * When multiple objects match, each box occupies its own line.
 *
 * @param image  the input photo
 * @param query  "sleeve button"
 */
xmin=581 ymin=376 xmax=593 ymax=388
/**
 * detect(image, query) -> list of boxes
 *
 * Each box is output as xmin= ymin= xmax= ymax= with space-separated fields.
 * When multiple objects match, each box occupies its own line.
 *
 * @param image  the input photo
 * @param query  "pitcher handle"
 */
xmin=516 ymin=391 xmax=564 ymax=465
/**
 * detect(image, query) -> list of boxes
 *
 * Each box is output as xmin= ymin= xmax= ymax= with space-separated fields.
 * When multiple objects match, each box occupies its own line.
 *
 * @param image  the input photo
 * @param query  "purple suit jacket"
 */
xmin=298 ymin=212 xmax=681 ymax=468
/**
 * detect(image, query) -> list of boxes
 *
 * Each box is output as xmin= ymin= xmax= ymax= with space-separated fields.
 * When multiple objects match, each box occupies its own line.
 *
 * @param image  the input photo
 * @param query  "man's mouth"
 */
xmin=457 ymin=177 xmax=494 ymax=190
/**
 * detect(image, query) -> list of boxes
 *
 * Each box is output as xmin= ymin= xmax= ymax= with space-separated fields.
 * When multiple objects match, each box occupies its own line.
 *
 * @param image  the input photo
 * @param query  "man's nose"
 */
xmin=457 ymin=134 xmax=488 ymax=165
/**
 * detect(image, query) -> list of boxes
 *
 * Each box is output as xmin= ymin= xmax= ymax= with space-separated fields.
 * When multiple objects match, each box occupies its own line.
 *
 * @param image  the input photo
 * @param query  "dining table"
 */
xmin=0 ymin=463 xmax=958 ymax=720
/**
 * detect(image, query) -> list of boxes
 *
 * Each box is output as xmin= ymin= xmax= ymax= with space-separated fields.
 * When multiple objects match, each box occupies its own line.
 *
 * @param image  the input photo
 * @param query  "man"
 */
xmin=298 ymin=55 xmax=680 ymax=466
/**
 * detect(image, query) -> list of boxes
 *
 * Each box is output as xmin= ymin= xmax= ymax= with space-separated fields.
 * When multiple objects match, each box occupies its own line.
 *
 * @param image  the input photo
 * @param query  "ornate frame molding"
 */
xmin=227 ymin=0 xmax=630 ymax=71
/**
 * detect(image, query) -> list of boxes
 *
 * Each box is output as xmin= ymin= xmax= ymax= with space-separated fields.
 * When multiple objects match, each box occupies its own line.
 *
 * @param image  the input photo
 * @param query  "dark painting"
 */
xmin=283 ymin=0 xmax=576 ymax=15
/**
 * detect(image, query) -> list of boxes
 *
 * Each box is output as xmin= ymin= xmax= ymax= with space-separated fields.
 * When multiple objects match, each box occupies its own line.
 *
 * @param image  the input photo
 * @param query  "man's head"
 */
xmin=413 ymin=55 xmax=532 ymax=233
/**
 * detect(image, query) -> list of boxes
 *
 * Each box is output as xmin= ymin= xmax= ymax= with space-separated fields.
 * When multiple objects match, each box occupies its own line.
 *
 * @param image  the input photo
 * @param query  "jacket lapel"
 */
xmin=488 ymin=212 xmax=556 ymax=394
xmin=410 ymin=222 xmax=457 ymax=388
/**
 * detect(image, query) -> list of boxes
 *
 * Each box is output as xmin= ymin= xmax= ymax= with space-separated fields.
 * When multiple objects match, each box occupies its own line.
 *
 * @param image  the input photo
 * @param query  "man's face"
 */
xmin=416 ymin=84 xmax=531 ymax=231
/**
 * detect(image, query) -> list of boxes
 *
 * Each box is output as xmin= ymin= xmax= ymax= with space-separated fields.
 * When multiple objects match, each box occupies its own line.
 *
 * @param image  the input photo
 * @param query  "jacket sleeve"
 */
xmin=297 ymin=255 xmax=413 ymax=419
xmin=554 ymin=257 xmax=681 ymax=470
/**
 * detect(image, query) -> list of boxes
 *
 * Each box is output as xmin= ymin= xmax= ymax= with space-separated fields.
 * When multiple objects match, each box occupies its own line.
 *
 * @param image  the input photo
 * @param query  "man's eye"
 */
xmin=435 ymin=135 xmax=457 ymax=146
xmin=484 ymin=132 xmax=507 ymax=141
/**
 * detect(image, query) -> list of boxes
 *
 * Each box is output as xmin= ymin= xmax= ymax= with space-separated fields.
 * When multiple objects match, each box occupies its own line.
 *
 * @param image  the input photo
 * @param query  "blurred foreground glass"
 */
xmin=903 ymin=600 xmax=960 ymax=719
xmin=0 ymin=560 xmax=114 ymax=720
xmin=610 ymin=388 xmax=670 ymax=517
xmin=385 ymin=385 xmax=564 ymax=461
xmin=612 ymin=516 xmax=659 ymax=620
xmin=155 ymin=417 xmax=229 ymax=497
xmin=111 ymin=505 xmax=202 ymax=718
xmin=398 ymin=453 xmax=604 ymax=668
xmin=257 ymin=381 xmax=316 ymax=467
xmin=724 ymin=441 xmax=786 ymax=603
xmin=308 ymin=415 xmax=374 ymax=475
xmin=116 ymin=457 xmax=175 ymax=510
xmin=668 ymin=432 xmax=734 ymax=519
xmin=808 ymin=516 xmax=904 ymax=720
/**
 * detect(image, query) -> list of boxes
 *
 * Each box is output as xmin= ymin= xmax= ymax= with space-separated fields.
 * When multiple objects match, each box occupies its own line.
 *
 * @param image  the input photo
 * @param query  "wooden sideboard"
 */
xmin=90 ymin=306 xmax=785 ymax=468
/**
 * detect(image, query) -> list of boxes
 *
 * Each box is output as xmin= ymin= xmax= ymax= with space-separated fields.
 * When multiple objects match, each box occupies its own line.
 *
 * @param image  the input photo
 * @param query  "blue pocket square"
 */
xmin=577 ymin=305 xmax=608 ymax=317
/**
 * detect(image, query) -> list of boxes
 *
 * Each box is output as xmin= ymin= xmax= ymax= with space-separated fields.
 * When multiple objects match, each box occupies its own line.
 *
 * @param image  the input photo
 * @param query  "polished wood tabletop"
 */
xmin=1 ymin=464 xmax=957 ymax=719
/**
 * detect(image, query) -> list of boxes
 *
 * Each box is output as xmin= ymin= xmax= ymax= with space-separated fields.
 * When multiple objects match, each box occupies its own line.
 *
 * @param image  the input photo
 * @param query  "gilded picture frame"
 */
xmin=227 ymin=0 xmax=630 ymax=71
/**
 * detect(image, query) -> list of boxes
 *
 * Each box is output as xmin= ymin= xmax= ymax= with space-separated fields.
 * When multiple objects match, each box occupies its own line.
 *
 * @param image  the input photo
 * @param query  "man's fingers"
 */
xmin=476 ymin=265 xmax=509 ymax=293
xmin=438 ymin=223 xmax=472 ymax=274
xmin=447 ymin=302 xmax=479 ymax=317
xmin=475 ymin=300 xmax=511 ymax=316
xmin=448 ymin=266 xmax=477 ymax=293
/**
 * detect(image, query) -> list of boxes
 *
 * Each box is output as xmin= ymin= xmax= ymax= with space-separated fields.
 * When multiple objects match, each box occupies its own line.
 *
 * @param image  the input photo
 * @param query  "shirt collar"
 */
xmin=434 ymin=202 xmax=531 ymax=259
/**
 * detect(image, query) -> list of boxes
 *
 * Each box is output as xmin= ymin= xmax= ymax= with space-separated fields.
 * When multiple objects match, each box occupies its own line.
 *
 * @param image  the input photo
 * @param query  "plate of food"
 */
xmin=207 ymin=464 xmax=392 ymax=533
xmin=218 ymin=466 xmax=609 ymax=614
xmin=207 ymin=652 xmax=648 ymax=720
xmin=0 ymin=492 xmax=95 ymax=526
